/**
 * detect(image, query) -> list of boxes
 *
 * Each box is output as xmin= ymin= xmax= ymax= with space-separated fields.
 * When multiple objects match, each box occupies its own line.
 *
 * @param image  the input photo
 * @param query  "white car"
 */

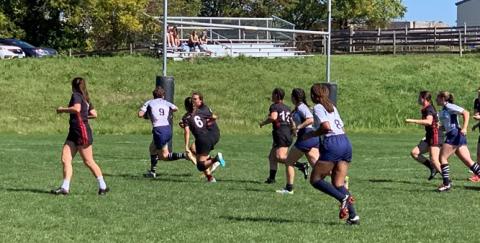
xmin=0 ymin=45 xmax=25 ymax=59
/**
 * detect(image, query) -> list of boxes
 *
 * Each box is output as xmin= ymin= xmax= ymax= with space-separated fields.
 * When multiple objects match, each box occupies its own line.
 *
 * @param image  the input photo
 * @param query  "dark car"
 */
xmin=0 ymin=38 xmax=57 ymax=57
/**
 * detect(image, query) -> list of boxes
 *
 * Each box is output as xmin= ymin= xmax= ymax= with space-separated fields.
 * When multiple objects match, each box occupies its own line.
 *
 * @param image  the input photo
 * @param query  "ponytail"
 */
xmin=437 ymin=91 xmax=455 ymax=104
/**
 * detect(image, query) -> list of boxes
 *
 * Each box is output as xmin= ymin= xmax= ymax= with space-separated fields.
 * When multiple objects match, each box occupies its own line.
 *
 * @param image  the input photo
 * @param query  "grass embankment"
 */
xmin=1 ymin=55 xmax=480 ymax=134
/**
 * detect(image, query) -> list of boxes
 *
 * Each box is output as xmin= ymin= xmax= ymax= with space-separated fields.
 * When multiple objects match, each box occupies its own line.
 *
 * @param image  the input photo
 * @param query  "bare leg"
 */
xmin=78 ymin=145 xmax=103 ymax=178
xmin=61 ymin=141 xmax=77 ymax=182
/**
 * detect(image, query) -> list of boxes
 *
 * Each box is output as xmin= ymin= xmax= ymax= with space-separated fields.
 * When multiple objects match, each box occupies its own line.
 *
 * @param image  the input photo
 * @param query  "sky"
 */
xmin=401 ymin=0 xmax=457 ymax=26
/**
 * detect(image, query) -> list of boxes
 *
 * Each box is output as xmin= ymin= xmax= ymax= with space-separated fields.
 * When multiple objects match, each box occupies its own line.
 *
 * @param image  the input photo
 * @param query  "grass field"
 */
xmin=2 ymin=132 xmax=480 ymax=242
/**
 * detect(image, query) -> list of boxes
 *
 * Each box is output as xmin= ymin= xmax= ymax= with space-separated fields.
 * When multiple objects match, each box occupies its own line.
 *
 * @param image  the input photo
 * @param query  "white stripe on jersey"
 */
xmin=141 ymin=98 xmax=177 ymax=127
xmin=313 ymin=104 xmax=345 ymax=136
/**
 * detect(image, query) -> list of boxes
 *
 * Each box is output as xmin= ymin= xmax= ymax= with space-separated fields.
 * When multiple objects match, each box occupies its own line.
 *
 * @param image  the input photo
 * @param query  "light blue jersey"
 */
xmin=313 ymin=103 xmax=345 ymax=137
xmin=140 ymin=98 xmax=177 ymax=128
xmin=439 ymin=103 xmax=464 ymax=133
xmin=292 ymin=103 xmax=314 ymax=131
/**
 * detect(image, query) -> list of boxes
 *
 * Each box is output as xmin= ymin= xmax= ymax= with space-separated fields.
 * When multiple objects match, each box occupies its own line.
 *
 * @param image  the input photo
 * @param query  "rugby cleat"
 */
xmin=437 ymin=183 xmax=452 ymax=192
xmin=339 ymin=195 xmax=350 ymax=220
xmin=468 ymin=174 xmax=480 ymax=183
xmin=215 ymin=152 xmax=226 ymax=167
xmin=98 ymin=187 xmax=110 ymax=196
xmin=264 ymin=178 xmax=276 ymax=184
xmin=298 ymin=163 xmax=309 ymax=180
xmin=275 ymin=188 xmax=294 ymax=195
xmin=51 ymin=187 xmax=69 ymax=195
xmin=346 ymin=216 xmax=360 ymax=225
xmin=143 ymin=170 xmax=156 ymax=178
xmin=207 ymin=176 xmax=217 ymax=183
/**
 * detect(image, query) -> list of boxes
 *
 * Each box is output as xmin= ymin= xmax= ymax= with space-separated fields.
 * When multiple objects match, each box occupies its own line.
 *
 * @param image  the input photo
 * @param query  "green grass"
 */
xmin=2 ymin=54 xmax=480 ymax=134
xmin=1 ymin=132 xmax=480 ymax=242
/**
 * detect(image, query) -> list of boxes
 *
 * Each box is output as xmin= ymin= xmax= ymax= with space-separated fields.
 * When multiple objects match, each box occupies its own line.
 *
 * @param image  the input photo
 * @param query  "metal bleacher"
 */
xmin=159 ymin=16 xmax=313 ymax=60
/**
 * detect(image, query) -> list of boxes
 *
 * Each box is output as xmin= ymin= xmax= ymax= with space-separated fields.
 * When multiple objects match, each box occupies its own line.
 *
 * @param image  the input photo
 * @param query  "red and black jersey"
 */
xmin=269 ymin=103 xmax=291 ymax=131
xmin=421 ymin=104 xmax=439 ymax=145
xmin=68 ymin=92 xmax=93 ymax=127
xmin=182 ymin=105 xmax=219 ymax=139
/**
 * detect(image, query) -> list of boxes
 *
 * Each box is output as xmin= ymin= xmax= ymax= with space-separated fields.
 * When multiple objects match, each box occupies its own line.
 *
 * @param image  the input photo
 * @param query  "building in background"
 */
xmin=390 ymin=21 xmax=449 ymax=29
xmin=457 ymin=0 xmax=480 ymax=26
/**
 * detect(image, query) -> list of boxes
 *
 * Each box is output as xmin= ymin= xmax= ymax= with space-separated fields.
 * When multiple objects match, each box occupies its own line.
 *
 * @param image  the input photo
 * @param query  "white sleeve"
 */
xmin=314 ymin=105 xmax=329 ymax=123
xmin=140 ymin=100 xmax=150 ymax=112
xmin=299 ymin=104 xmax=313 ymax=119
xmin=446 ymin=103 xmax=464 ymax=114
xmin=167 ymin=101 xmax=178 ymax=110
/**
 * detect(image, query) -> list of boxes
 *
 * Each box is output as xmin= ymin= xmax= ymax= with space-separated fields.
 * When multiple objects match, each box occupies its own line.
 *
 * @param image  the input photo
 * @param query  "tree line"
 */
xmin=0 ymin=0 xmax=405 ymax=52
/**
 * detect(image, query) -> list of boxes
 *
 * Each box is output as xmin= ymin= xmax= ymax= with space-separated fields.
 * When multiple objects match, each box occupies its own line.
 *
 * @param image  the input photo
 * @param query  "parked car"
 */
xmin=0 ymin=45 xmax=25 ymax=59
xmin=0 ymin=38 xmax=57 ymax=57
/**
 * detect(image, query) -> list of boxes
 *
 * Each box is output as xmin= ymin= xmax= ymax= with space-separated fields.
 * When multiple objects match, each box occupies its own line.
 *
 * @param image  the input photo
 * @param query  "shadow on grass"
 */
xmin=462 ymin=185 xmax=480 ymax=191
xmin=5 ymin=188 xmax=52 ymax=194
xmin=220 ymin=215 xmax=338 ymax=225
xmin=217 ymin=179 xmax=262 ymax=185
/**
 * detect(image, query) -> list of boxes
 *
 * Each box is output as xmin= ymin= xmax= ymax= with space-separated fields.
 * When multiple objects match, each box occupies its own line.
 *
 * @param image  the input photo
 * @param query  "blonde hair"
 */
xmin=437 ymin=91 xmax=454 ymax=103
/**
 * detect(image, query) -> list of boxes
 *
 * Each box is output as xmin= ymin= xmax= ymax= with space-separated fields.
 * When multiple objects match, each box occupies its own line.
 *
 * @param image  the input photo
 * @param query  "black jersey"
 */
xmin=474 ymin=98 xmax=480 ymax=114
xmin=421 ymin=104 xmax=438 ymax=133
xmin=269 ymin=103 xmax=291 ymax=131
xmin=182 ymin=105 xmax=219 ymax=139
xmin=68 ymin=92 xmax=93 ymax=127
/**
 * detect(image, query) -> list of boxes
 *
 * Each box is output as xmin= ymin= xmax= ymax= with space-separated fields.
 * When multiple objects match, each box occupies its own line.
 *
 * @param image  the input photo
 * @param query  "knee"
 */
xmin=83 ymin=159 xmax=96 ymax=167
xmin=410 ymin=151 xmax=419 ymax=159
xmin=196 ymin=162 xmax=207 ymax=171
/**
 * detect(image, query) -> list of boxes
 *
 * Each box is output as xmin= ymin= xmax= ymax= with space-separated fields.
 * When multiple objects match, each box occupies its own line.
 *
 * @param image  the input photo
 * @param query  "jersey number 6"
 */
xmin=194 ymin=116 xmax=204 ymax=128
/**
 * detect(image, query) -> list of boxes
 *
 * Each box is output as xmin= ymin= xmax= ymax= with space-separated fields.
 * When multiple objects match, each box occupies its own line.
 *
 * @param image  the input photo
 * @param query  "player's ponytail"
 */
xmin=291 ymin=88 xmax=308 ymax=108
xmin=310 ymin=83 xmax=334 ymax=113
xmin=71 ymin=77 xmax=90 ymax=104
xmin=419 ymin=91 xmax=432 ymax=102
xmin=272 ymin=88 xmax=285 ymax=102
xmin=437 ymin=91 xmax=455 ymax=104
xmin=184 ymin=97 xmax=194 ymax=113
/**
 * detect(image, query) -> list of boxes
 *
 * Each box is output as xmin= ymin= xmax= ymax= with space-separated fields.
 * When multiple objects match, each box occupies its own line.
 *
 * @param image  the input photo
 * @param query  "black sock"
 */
xmin=150 ymin=155 xmax=158 ymax=172
xmin=337 ymin=186 xmax=356 ymax=219
xmin=470 ymin=163 xmax=480 ymax=176
xmin=168 ymin=152 xmax=186 ymax=161
xmin=285 ymin=183 xmax=293 ymax=192
xmin=422 ymin=160 xmax=432 ymax=170
xmin=269 ymin=170 xmax=277 ymax=180
xmin=441 ymin=164 xmax=450 ymax=185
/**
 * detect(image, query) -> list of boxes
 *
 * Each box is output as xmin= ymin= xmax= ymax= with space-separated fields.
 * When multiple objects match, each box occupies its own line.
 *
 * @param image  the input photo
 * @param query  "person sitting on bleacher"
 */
xmin=167 ymin=25 xmax=174 ymax=48
xmin=199 ymin=31 xmax=212 ymax=55
xmin=188 ymin=31 xmax=201 ymax=52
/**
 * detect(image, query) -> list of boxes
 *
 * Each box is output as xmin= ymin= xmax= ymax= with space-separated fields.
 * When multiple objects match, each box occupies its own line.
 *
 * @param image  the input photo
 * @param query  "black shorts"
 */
xmin=195 ymin=131 xmax=220 ymax=155
xmin=66 ymin=124 xmax=93 ymax=146
xmin=272 ymin=128 xmax=293 ymax=148
xmin=425 ymin=128 xmax=443 ymax=147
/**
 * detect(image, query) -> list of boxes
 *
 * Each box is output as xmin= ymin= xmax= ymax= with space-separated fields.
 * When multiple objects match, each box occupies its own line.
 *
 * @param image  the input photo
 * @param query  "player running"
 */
xmin=181 ymin=92 xmax=225 ymax=182
xmin=436 ymin=91 xmax=480 ymax=192
xmin=276 ymin=88 xmax=319 ymax=194
xmin=405 ymin=91 xmax=442 ymax=180
xmin=138 ymin=87 xmax=187 ymax=178
xmin=303 ymin=83 xmax=359 ymax=225
xmin=469 ymin=87 xmax=480 ymax=182
xmin=51 ymin=77 xmax=109 ymax=195
xmin=260 ymin=88 xmax=294 ymax=184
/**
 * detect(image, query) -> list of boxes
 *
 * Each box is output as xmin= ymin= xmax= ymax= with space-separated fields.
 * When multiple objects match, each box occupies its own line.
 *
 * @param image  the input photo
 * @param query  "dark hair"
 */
xmin=291 ymin=88 xmax=308 ymax=107
xmin=419 ymin=91 xmax=432 ymax=102
xmin=71 ymin=77 xmax=90 ymax=104
xmin=272 ymin=88 xmax=285 ymax=101
xmin=437 ymin=91 xmax=455 ymax=103
xmin=152 ymin=87 xmax=165 ymax=99
xmin=184 ymin=97 xmax=193 ymax=113
xmin=310 ymin=83 xmax=334 ymax=113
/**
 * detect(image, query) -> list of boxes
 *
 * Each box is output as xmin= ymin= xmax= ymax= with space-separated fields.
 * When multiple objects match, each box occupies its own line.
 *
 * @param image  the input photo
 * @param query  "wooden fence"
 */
xmin=297 ymin=26 xmax=480 ymax=55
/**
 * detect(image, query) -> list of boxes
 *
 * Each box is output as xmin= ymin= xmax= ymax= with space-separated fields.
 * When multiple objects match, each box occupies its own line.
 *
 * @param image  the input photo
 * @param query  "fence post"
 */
xmin=266 ymin=19 xmax=270 ymax=40
xmin=459 ymin=31 xmax=463 ymax=57
xmin=130 ymin=43 xmax=133 ymax=55
xmin=349 ymin=26 xmax=354 ymax=53
xmin=464 ymin=22 xmax=467 ymax=45
xmin=376 ymin=27 xmax=381 ymax=53
xmin=322 ymin=35 xmax=326 ymax=55
xmin=69 ymin=48 xmax=72 ymax=57
xmin=238 ymin=19 xmax=241 ymax=40
xmin=393 ymin=31 xmax=396 ymax=55
xmin=405 ymin=25 xmax=409 ymax=52
xmin=209 ymin=19 xmax=213 ymax=41
xmin=434 ymin=26 xmax=437 ymax=51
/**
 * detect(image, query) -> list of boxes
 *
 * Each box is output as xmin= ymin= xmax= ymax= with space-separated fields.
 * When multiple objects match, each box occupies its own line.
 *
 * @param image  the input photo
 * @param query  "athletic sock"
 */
xmin=470 ymin=163 xmax=480 ymax=176
xmin=293 ymin=162 xmax=304 ymax=169
xmin=210 ymin=162 xmax=220 ymax=172
xmin=269 ymin=170 xmax=277 ymax=180
xmin=97 ymin=176 xmax=107 ymax=190
xmin=285 ymin=183 xmax=293 ymax=192
xmin=441 ymin=164 xmax=450 ymax=185
xmin=168 ymin=152 xmax=186 ymax=161
xmin=337 ymin=186 xmax=357 ymax=218
xmin=311 ymin=179 xmax=346 ymax=202
xmin=150 ymin=155 xmax=158 ymax=172
xmin=61 ymin=179 xmax=70 ymax=191
xmin=422 ymin=160 xmax=433 ymax=170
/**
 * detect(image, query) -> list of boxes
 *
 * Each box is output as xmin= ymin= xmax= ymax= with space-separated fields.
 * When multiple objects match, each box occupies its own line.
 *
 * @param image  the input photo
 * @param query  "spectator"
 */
xmin=188 ymin=31 xmax=201 ymax=52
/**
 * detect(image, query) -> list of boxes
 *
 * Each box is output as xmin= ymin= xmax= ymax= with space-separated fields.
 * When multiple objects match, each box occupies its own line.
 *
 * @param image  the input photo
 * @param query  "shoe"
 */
xmin=339 ymin=195 xmax=350 ymax=220
xmin=143 ymin=170 xmax=156 ymax=178
xmin=298 ymin=163 xmax=309 ymax=180
xmin=98 ymin=187 xmax=109 ymax=195
xmin=51 ymin=187 xmax=69 ymax=195
xmin=437 ymin=183 xmax=452 ymax=192
xmin=428 ymin=168 xmax=438 ymax=181
xmin=275 ymin=188 xmax=294 ymax=195
xmin=207 ymin=176 xmax=217 ymax=183
xmin=264 ymin=178 xmax=276 ymax=184
xmin=346 ymin=216 xmax=360 ymax=225
xmin=468 ymin=174 xmax=480 ymax=182
xmin=215 ymin=152 xmax=226 ymax=167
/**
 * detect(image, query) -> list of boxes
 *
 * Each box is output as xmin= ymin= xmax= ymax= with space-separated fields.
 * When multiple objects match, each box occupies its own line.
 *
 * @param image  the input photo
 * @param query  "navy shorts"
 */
xmin=319 ymin=134 xmax=352 ymax=163
xmin=66 ymin=125 xmax=93 ymax=146
xmin=152 ymin=126 xmax=172 ymax=149
xmin=294 ymin=128 xmax=320 ymax=152
xmin=444 ymin=129 xmax=467 ymax=146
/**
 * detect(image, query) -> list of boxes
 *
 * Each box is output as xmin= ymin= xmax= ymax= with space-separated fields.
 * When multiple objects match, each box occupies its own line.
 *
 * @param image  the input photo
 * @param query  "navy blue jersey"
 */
xmin=269 ymin=103 xmax=291 ymax=131
xmin=68 ymin=92 xmax=93 ymax=127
